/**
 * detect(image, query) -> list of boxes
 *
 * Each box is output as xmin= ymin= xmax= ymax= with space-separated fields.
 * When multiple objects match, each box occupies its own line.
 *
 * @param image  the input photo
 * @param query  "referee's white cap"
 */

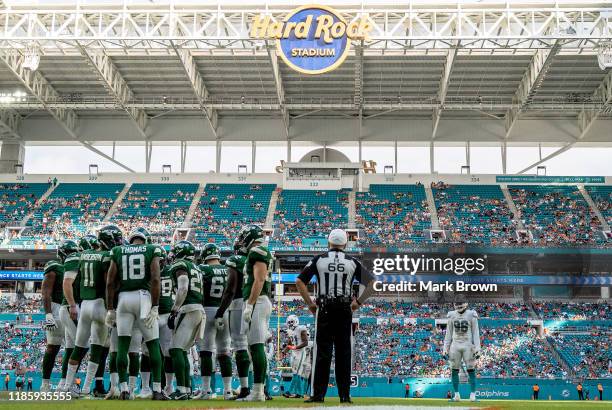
xmin=328 ymin=229 xmax=348 ymax=246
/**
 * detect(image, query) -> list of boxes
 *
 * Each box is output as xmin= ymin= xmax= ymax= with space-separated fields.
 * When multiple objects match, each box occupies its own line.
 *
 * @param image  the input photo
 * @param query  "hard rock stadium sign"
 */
xmin=250 ymin=5 xmax=373 ymax=75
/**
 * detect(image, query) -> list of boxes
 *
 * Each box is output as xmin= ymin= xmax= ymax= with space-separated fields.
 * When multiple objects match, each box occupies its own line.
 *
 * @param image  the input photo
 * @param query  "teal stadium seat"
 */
xmin=356 ymin=184 xmax=430 ymax=246
xmin=509 ymin=185 xmax=602 ymax=245
xmin=27 ymin=183 xmax=125 ymax=241
xmin=111 ymin=183 xmax=198 ymax=245
xmin=0 ymin=183 xmax=48 ymax=228
xmin=433 ymin=185 xmax=514 ymax=244
xmin=273 ymin=189 xmax=349 ymax=247
xmin=550 ymin=333 xmax=611 ymax=378
xmin=586 ymin=185 xmax=612 ymax=228
xmin=191 ymin=183 xmax=276 ymax=247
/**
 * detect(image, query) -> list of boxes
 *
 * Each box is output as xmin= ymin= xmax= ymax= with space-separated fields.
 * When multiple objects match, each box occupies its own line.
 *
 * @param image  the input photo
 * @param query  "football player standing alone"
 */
xmin=443 ymin=295 xmax=480 ymax=402
xmin=105 ymin=227 xmax=166 ymax=400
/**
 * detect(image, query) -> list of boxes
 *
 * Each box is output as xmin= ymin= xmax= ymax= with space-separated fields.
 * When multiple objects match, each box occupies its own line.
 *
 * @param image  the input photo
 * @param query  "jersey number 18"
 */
xmin=121 ymin=254 xmax=145 ymax=281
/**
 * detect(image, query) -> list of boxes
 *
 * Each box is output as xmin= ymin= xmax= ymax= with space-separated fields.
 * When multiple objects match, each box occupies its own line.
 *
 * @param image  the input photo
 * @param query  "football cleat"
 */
xmin=194 ymin=390 xmax=212 ymax=400
xmin=152 ymin=391 xmax=170 ymax=401
xmin=104 ymin=387 xmax=120 ymax=400
xmin=224 ymin=391 xmax=236 ymax=400
xmin=470 ymin=392 xmax=478 ymax=402
xmin=69 ymin=385 xmax=81 ymax=399
xmin=119 ymin=390 xmax=132 ymax=400
xmin=138 ymin=387 xmax=153 ymax=399
xmin=236 ymin=391 xmax=265 ymax=402
xmin=304 ymin=397 xmax=324 ymax=403
xmin=163 ymin=385 xmax=174 ymax=396
xmin=170 ymin=391 xmax=189 ymax=401
xmin=230 ymin=387 xmax=250 ymax=400
xmin=449 ymin=392 xmax=461 ymax=402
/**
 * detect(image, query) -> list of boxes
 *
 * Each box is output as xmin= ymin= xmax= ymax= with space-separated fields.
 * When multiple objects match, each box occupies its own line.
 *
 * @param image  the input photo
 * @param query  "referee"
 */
xmin=296 ymin=229 xmax=374 ymax=403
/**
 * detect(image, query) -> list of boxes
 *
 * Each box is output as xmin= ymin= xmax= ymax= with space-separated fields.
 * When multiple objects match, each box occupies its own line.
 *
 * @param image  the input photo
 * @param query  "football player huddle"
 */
xmin=40 ymin=223 xmax=274 ymax=401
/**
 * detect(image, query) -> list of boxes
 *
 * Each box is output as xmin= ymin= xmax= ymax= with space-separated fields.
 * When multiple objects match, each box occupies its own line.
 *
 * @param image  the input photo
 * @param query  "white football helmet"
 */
xmin=454 ymin=294 xmax=468 ymax=313
xmin=286 ymin=315 xmax=299 ymax=330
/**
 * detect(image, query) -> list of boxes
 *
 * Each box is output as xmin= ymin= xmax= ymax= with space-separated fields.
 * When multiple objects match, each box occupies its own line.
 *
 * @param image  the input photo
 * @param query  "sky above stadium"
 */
xmin=16 ymin=144 xmax=612 ymax=175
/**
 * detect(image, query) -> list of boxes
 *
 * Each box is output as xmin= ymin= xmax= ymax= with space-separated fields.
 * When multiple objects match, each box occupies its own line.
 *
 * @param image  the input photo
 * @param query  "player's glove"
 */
xmin=442 ymin=347 xmax=449 ymax=360
xmin=215 ymin=317 xmax=225 ymax=331
xmin=473 ymin=348 xmax=481 ymax=360
xmin=105 ymin=309 xmax=116 ymax=328
xmin=144 ymin=306 xmax=159 ymax=329
xmin=43 ymin=313 xmax=57 ymax=331
xmin=242 ymin=303 xmax=254 ymax=325
xmin=168 ymin=311 xmax=178 ymax=330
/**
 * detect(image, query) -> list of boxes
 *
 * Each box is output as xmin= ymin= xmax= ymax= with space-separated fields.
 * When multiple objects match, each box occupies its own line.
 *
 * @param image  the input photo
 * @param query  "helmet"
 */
xmin=453 ymin=294 xmax=468 ymax=313
xmin=78 ymin=234 xmax=99 ymax=251
xmin=233 ymin=237 xmax=247 ymax=256
xmin=98 ymin=224 xmax=123 ymax=250
xmin=286 ymin=315 xmax=299 ymax=330
xmin=57 ymin=240 xmax=79 ymax=261
xmin=158 ymin=246 xmax=168 ymax=268
xmin=128 ymin=227 xmax=151 ymax=244
xmin=235 ymin=224 xmax=265 ymax=253
xmin=200 ymin=243 xmax=220 ymax=262
xmin=172 ymin=240 xmax=196 ymax=261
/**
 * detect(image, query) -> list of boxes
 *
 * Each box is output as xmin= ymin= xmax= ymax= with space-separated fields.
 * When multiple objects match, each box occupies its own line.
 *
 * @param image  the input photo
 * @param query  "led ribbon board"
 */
xmin=250 ymin=5 xmax=372 ymax=75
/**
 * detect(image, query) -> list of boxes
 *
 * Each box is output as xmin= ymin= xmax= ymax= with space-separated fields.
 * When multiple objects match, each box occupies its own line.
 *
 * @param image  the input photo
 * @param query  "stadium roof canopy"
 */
xmin=0 ymin=1 xmax=610 ymax=163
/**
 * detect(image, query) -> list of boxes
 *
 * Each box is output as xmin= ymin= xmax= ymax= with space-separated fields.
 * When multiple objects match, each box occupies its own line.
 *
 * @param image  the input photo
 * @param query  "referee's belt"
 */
xmin=316 ymin=296 xmax=352 ymax=306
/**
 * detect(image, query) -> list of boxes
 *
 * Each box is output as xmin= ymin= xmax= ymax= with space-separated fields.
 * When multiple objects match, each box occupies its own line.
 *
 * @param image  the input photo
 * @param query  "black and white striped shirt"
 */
xmin=298 ymin=250 xmax=373 ymax=298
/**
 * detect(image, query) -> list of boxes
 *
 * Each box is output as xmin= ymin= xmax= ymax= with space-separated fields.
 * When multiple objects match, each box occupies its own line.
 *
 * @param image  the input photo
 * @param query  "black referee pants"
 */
xmin=312 ymin=302 xmax=352 ymax=400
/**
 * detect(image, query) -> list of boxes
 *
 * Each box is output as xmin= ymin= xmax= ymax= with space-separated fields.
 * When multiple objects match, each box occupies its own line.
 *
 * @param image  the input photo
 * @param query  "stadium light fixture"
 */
xmin=0 ymin=90 xmax=26 ymax=104
xmin=89 ymin=164 xmax=99 ymax=177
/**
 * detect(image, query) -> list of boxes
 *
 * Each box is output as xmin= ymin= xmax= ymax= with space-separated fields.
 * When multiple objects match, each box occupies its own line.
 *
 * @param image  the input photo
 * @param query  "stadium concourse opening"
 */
xmin=0 ymin=0 xmax=611 ymax=407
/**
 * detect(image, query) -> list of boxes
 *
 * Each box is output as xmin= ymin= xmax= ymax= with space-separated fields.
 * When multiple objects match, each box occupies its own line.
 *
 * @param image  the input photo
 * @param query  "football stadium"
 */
xmin=0 ymin=0 xmax=611 ymax=409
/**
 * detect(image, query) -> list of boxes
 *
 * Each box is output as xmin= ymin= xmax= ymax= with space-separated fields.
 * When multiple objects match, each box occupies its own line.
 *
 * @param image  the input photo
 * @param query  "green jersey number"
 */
xmin=82 ymin=262 xmax=95 ymax=288
xmin=210 ymin=276 xmax=225 ymax=298
xmin=161 ymin=277 xmax=173 ymax=297
xmin=190 ymin=269 xmax=203 ymax=293
xmin=121 ymin=254 xmax=146 ymax=281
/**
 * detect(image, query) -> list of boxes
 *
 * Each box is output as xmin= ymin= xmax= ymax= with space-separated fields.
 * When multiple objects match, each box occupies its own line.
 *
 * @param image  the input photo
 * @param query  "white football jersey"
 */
xmin=291 ymin=325 xmax=308 ymax=350
xmin=444 ymin=309 xmax=480 ymax=350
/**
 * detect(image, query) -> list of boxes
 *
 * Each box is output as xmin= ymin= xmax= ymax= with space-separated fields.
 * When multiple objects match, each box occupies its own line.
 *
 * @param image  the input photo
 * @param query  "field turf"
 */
xmin=0 ymin=395 xmax=609 ymax=409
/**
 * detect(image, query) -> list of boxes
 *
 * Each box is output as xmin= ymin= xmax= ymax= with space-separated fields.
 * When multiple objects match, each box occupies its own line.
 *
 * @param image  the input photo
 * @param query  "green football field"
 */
xmin=0 ymin=395 xmax=609 ymax=409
